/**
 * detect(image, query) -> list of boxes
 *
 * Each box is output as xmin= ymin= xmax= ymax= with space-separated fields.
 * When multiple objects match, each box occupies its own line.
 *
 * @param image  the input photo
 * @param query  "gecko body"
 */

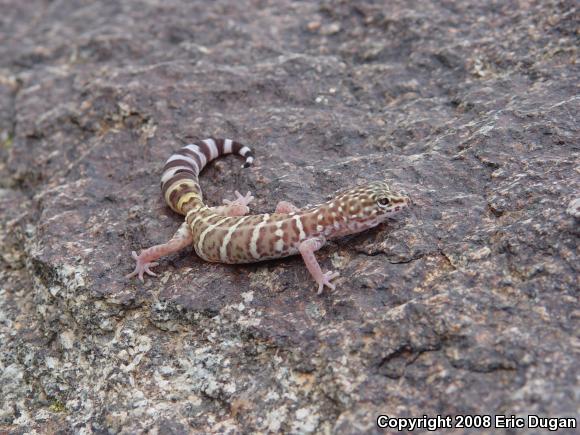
xmin=128 ymin=138 xmax=410 ymax=293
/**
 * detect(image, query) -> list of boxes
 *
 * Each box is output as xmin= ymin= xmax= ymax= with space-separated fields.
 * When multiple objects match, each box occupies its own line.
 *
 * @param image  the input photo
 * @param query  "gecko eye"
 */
xmin=377 ymin=197 xmax=390 ymax=207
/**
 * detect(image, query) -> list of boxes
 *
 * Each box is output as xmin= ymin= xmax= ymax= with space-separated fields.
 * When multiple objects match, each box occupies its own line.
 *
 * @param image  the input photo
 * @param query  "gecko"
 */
xmin=127 ymin=138 xmax=410 ymax=293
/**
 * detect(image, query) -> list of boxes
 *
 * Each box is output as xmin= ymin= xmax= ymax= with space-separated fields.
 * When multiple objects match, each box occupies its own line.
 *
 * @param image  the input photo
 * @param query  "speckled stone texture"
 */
xmin=1 ymin=0 xmax=578 ymax=433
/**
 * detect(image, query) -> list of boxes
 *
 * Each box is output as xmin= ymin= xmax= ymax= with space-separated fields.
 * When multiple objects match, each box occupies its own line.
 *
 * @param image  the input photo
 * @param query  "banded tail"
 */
xmin=160 ymin=138 xmax=254 ymax=215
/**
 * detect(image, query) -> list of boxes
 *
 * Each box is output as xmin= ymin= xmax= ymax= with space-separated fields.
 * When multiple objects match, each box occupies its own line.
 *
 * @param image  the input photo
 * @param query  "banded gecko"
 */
xmin=127 ymin=138 xmax=410 ymax=293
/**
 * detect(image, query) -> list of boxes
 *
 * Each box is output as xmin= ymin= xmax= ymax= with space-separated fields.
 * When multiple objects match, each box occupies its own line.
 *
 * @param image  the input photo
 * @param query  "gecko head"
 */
xmin=335 ymin=181 xmax=411 ymax=226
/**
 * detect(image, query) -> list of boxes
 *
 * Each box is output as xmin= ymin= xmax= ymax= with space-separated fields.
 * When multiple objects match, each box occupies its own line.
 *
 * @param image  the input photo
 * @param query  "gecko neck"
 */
xmin=295 ymin=204 xmax=382 ymax=240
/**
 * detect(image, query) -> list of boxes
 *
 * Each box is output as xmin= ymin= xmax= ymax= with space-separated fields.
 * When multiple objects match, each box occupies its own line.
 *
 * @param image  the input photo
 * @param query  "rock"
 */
xmin=567 ymin=198 xmax=580 ymax=219
xmin=1 ymin=0 xmax=578 ymax=433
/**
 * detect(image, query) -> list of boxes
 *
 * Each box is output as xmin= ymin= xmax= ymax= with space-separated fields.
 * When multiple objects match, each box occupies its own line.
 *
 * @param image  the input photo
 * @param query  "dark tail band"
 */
xmin=160 ymin=138 xmax=254 ymax=215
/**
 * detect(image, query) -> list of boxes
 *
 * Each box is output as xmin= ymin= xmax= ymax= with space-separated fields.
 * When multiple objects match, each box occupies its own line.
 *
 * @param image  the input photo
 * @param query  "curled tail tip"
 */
xmin=242 ymin=156 xmax=254 ymax=168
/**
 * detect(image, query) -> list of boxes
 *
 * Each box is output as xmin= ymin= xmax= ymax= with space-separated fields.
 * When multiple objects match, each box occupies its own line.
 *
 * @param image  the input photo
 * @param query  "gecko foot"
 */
xmin=126 ymin=251 xmax=159 ymax=282
xmin=316 ymin=271 xmax=340 ymax=294
xmin=223 ymin=190 xmax=254 ymax=207
xmin=222 ymin=191 xmax=254 ymax=215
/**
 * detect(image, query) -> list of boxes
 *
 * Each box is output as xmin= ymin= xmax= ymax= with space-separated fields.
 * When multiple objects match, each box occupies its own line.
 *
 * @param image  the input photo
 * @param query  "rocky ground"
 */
xmin=0 ymin=0 xmax=578 ymax=433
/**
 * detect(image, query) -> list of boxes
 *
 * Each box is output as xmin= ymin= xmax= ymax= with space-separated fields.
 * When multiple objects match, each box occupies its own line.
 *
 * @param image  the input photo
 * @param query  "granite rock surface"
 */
xmin=0 ymin=0 xmax=578 ymax=433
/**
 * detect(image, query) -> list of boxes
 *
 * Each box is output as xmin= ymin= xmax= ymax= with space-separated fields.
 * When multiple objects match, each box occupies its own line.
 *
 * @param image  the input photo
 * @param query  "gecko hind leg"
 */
xmin=126 ymin=221 xmax=192 ymax=281
xmin=213 ymin=190 xmax=254 ymax=216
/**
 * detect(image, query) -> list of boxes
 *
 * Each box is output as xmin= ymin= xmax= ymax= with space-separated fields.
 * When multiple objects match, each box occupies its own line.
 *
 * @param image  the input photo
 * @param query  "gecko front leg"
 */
xmin=298 ymin=237 xmax=340 ymax=294
xmin=275 ymin=200 xmax=300 ymax=214
xmin=126 ymin=221 xmax=192 ymax=281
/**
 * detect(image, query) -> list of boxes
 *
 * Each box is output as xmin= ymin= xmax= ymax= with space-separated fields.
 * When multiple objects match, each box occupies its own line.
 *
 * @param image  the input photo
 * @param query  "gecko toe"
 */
xmin=224 ymin=191 xmax=254 ymax=208
xmin=317 ymin=271 xmax=339 ymax=294
xmin=144 ymin=265 xmax=158 ymax=276
xmin=127 ymin=251 xmax=159 ymax=281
